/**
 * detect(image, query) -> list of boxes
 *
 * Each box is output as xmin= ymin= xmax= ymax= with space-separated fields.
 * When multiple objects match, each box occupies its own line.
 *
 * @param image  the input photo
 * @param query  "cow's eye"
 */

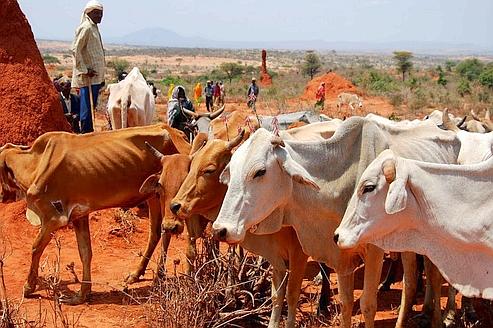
xmin=253 ymin=169 xmax=266 ymax=179
xmin=363 ymin=185 xmax=376 ymax=194
xmin=204 ymin=167 xmax=216 ymax=175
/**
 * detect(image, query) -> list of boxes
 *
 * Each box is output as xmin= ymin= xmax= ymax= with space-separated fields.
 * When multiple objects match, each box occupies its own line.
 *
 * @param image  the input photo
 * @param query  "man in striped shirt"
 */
xmin=71 ymin=0 xmax=105 ymax=133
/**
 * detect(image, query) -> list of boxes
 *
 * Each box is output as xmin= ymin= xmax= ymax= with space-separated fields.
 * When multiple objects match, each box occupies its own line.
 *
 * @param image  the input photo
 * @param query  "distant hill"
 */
xmin=104 ymin=27 xmax=491 ymax=55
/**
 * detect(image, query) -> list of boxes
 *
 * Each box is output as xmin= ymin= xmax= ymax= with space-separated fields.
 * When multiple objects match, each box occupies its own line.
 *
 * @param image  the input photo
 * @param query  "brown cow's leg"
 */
xmin=337 ymin=271 xmax=355 ymax=328
xmin=360 ymin=245 xmax=384 ymax=328
xmin=66 ymin=215 xmax=92 ymax=305
xmin=24 ymin=218 xmax=63 ymax=296
xmin=268 ymin=267 xmax=287 ymax=328
xmin=285 ymin=251 xmax=308 ymax=328
xmin=396 ymin=252 xmax=418 ymax=328
xmin=126 ymin=197 xmax=161 ymax=284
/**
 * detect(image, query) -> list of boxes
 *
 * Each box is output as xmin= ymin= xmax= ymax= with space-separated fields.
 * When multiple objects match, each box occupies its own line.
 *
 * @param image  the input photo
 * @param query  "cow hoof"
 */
xmin=23 ymin=282 xmax=36 ymax=297
xmin=443 ymin=311 xmax=458 ymax=328
xmin=60 ymin=292 xmax=85 ymax=305
xmin=125 ymin=272 xmax=141 ymax=285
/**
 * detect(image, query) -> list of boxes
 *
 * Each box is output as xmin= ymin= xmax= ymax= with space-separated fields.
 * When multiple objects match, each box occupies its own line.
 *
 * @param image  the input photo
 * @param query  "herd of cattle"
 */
xmin=1 ymin=103 xmax=493 ymax=328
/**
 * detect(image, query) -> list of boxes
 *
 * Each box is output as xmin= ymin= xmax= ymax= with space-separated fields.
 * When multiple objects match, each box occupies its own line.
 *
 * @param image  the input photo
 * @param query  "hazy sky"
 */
xmin=18 ymin=0 xmax=493 ymax=48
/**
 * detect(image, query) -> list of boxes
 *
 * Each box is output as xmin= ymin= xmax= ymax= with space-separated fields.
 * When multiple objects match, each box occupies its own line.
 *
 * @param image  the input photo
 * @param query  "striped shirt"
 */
xmin=71 ymin=16 xmax=105 ymax=88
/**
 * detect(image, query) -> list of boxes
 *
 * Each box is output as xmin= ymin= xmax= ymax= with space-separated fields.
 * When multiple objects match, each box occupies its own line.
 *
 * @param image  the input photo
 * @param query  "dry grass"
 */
xmin=109 ymin=209 xmax=142 ymax=244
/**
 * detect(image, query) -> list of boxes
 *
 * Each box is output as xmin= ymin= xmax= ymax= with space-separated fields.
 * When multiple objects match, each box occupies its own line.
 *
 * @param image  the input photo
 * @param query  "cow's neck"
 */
xmin=281 ymin=119 xmax=387 ymax=266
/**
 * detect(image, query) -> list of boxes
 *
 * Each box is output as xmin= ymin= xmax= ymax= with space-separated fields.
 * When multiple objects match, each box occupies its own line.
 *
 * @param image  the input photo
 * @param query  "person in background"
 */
xmin=219 ymin=81 xmax=225 ymax=106
xmin=315 ymin=82 xmax=326 ymax=110
xmin=247 ymin=77 xmax=259 ymax=108
xmin=194 ymin=82 xmax=203 ymax=107
xmin=204 ymin=80 xmax=214 ymax=112
xmin=71 ymin=0 xmax=105 ymax=134
xmin=213 ymin=81 xmax=221 ymax=107
xmin=58 ymin=77 xmax=81 ymax=133
xmin=167 ymin=86 xmax=198 ymax=139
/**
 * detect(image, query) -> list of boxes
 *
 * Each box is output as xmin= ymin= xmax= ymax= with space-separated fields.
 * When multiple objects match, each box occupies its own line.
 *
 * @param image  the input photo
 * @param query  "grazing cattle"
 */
xmin=106 ymin=67 xmax=155 ymax=129
xmin=337 ymin=92 xmax=363 ymax=113
xmin=211 ymin=117 xmax=461 ymax=328
xmin=259 ymin=111 xmax=332 ymax=131
xmin=0 ymin=125 xmax=190 ymax=304
xmin=335 ymin=149 xmax=493 ymax=300
xmin=170 ymin=122 xmax=342 ymax=328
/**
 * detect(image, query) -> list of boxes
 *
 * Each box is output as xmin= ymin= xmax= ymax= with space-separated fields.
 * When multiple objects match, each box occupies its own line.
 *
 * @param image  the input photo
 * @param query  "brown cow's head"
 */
xmin=139 ymin=133 xmax=208 ymax=233
xmin=170 ymin=130 xmax=245 ymax=218
xmin=140 ymin=153 xmax=191 ymax=234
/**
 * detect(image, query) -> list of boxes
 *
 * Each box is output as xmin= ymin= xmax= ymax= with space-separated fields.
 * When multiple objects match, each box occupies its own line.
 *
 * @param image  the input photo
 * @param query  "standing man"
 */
xmin=219 ymin=81 xmax=225 ymax=106
xmin=204 ymin=80 xmax=214 ymax=112
xmin=213 ymin=81 xmax=221 ymax=107
xmin=71 ymin=0 xmax=105 ymax=134
xmin=247 ymin=77 xmax=259 ymax=108
xmin=315 ymin=82 xmax=326 ymax=110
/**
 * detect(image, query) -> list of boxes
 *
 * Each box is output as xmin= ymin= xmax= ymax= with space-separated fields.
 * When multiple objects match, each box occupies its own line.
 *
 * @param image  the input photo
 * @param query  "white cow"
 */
xmin=337 ymin=92 xmax=363 ymax=113
xmin=212 ymin=117 xmax=461 ymax=328
xmin=335 ymin=149 xmax=493 ymax=299
xmin=106 ymin=67 xmax=155 ymax=129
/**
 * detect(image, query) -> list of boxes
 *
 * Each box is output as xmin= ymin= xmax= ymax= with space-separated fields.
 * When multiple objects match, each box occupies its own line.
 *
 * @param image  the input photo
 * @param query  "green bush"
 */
xmin=457 ymin=78 xmax=471 ymax=96
xmin=108 ymin=58 xmax=130 ymax=79
xmin=456 ymin=58 xmax=484 ymax=81
xmin=43 ymin=54 xmax=60 ymax=64
xmin=479 ymin=67 xmax=493 ymax=89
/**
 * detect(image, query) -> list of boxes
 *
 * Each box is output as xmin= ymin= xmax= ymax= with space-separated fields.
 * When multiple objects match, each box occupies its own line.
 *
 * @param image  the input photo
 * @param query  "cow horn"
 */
xmin=483 ymin=109 xmax=493 ymax=131
xmin=456 ymin=116 xmax=467 ymax=128
xmin=441 ymin=108 xmax=459 ymax=131
xmin=209 ymin=105 xmax=226 ymax=120
xmin=382 ymin=159 xmax=396 ymax=184
xmin=227 ymin=129 xmax=245 ymax=150
xmin=271 ymin=135 xmax=285 ymax=148
xmin=470 ymin=109 xmax=481 ymax=121
xmin=145 ymin=141 xmax=165 ymax=160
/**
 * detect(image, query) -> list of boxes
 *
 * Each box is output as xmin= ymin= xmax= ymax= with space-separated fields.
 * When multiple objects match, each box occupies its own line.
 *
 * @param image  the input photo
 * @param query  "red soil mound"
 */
xmin=301 ymin=72 xmax=359 ymax=101
xmin=0 ymin=0 xmax=70 ymax=146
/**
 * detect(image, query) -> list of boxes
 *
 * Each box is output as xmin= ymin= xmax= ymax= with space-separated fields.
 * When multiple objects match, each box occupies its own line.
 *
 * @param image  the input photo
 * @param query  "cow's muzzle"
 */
xmin=212 ymin=227 xmax=228 ymax=242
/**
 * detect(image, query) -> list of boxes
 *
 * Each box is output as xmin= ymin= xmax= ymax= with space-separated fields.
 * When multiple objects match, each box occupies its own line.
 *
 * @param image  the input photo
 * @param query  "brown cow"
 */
xmin=0 ymin=124 xmax=190 ymax=304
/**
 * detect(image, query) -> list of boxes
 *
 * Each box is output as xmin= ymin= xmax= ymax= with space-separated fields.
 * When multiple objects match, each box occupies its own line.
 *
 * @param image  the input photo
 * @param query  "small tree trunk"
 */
xmin=402 ymin=71 xmax=405 ymax=81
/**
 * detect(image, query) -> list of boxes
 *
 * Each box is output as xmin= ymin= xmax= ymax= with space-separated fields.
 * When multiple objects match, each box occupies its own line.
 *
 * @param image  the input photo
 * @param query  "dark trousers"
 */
xmin=79 ymin=84 xmax=101 ymax=133
xmin=205 ymin=96 xmax=213 ymax=112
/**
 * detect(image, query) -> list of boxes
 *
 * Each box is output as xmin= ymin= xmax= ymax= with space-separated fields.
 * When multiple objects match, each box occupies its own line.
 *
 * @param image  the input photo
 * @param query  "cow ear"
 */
xmin=219 ymin=163 xmax=230 ymax=185
xmin=165 ymin=127 xmax=191 ymax=155
xmin=384 ymin=178 xmax=407 ymax=214
xmin=139 ymin=174 xmax=161 ymax=194
xmin=274 ymin=148 xmax=320 ymax=190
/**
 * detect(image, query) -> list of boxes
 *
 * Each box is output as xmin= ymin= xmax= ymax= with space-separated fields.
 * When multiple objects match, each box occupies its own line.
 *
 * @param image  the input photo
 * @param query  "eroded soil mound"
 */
xmin=301 ymin=72 xmax=359 ymax=101
xmin=0 ymin=0 xmax=70 ymax=146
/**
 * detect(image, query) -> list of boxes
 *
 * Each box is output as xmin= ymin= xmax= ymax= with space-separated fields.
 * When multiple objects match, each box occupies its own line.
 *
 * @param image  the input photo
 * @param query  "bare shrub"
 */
xmin=109 ymin=209 xmax=142 ymax=243
xmin=146 ymin=235 xmax=275 ymax=328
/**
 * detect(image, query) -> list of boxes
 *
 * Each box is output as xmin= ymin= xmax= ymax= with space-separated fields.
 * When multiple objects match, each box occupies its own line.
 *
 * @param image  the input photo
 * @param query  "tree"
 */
xmin=457 ymin=78 xmax=471 ymax=97
xmin=302 ymin=51 xmax=322 ymax=80
xmin=456 ymin=58 xmax=484 ymax=81
xmin=108 ymin=58 xmax=130 ymax=79
xmin=393 ymin=51 xmax=413 ymax=81
xmin=220 ymin=62 xmax=244 ymax=83
xmin=479 ymin=67 xmax=493 ymax=89
xmin=437 ymin=71 xmax=447 ymax=87
xmin=445 ymin=60 xmax=456 ymax=72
